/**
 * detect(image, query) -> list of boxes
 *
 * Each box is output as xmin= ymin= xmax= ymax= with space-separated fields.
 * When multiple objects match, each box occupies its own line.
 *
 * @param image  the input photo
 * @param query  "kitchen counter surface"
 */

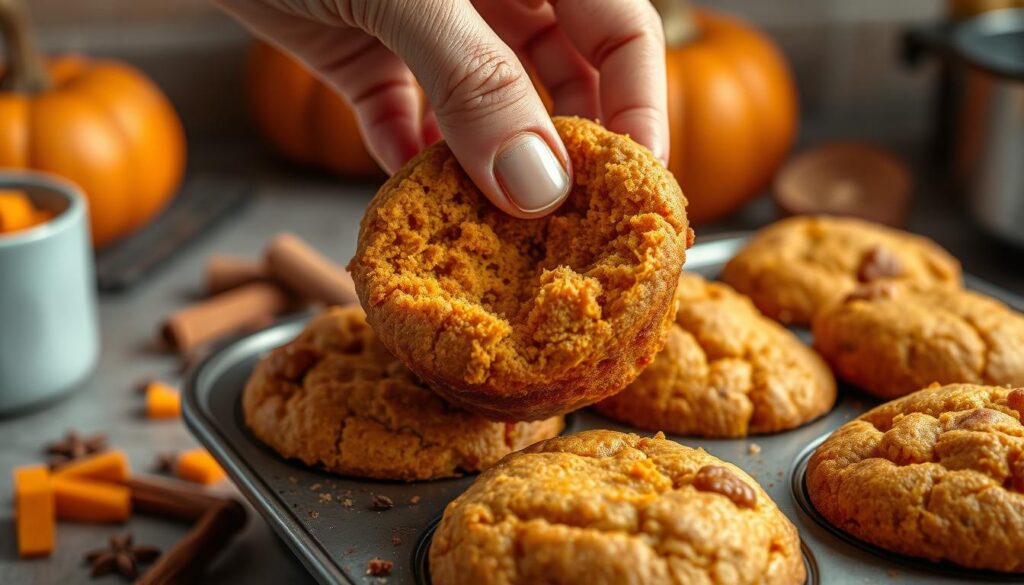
xmin=1 ymin=135 xmax=1021 ymax=584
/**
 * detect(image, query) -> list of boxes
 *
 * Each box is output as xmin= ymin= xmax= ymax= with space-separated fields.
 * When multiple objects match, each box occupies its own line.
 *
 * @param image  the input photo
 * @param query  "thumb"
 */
xmin=368 ymin=0 xmax=571 ymax=218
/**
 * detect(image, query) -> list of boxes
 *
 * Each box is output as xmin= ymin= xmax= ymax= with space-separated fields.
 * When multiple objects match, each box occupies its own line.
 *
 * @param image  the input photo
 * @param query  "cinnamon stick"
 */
xmin=265 ymin=232 xmax=357 ymax=306
xmin=205 ymin=255 xmax=266 ymax=295
xmin=122 ymin=475 xmax=227 ymax=522
xmin=135 ymin=500 xmax=247 ymax=585
xmin=161 ymin=281 xmax=294 ymax=353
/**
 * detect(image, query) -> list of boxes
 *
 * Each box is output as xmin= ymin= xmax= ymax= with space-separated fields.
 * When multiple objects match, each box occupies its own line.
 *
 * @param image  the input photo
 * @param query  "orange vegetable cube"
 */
xmin=0 ymin=190 xmax=35 ymax=233
xmin=53 ymin=450 xmax=131 ymax=483
xmin=13 ymin=465 xmax=55 ymax=557
xmin=52 ymin=479 xmax=131 ymax=523
xmin=175 ymin=449 xmax=226 ymax=485
xmin=145 ymin=381 xmax=181 ymax=419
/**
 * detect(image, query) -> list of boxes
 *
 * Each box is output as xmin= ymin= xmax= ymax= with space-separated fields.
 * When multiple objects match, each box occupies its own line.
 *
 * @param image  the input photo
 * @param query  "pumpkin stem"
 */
xmin=0 ymin=0 xmax=50 ymax=92
xmin=651 ymin=0 xmax=699 ymax=46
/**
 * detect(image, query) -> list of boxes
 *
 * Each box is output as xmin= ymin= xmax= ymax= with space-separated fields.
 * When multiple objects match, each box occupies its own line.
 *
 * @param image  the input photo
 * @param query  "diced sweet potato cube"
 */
xmin=13 ymin=465 xmax=55 ymax=557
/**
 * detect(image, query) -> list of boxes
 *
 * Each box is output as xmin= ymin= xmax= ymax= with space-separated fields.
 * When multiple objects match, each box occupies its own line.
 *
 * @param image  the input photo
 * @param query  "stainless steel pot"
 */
xmin=907 ymin=9 xmax=1024 ymax=247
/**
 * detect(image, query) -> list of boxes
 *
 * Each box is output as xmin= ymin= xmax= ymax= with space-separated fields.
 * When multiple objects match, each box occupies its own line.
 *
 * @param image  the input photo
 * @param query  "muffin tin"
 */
xmin=182 ymin=233 xmax=1024 ymax=585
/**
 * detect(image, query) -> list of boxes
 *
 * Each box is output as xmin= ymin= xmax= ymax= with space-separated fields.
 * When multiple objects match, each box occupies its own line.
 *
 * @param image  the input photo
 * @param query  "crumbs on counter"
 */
xmin=747 ymin=443 xmax=761 ymax=455
xmin=409 ymin=495 xmax=421 ymax=505
xmin=371 ymin=495 xmax=394 ymax=511
xmin=309 ymin=510 xmax=320 ymax=519
xmin=366 ymin=558 xmax=393 ymax=577
xmin=318 ymin=493 xmax=332 ymax=504
xmin=391 ymin=534 xmax=402 ymax=546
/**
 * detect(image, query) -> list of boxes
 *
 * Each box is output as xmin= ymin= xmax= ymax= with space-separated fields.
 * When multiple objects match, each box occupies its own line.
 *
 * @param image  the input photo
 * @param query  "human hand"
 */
xmin=217 ymin=0 xmax=667 ymax=218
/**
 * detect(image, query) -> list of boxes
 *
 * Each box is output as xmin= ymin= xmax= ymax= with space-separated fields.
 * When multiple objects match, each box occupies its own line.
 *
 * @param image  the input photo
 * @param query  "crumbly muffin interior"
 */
xmin=352 ymin=117 xmax=688 ymax=387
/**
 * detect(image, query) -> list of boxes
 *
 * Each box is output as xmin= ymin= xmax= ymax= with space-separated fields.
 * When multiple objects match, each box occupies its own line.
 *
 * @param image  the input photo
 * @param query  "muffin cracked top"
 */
xmin=721 ymin=215 xmax=961 ymax=325
xmin=596 ymin=273 xmax=836 ymax=437
xmin=807 ymin=383 xmax=1024 ymax=572
xmin=813 ymin=283 xmax=1024 ymax=399
xmin=430 ymin=430 xmax=805 ymax=585
xmin=349 ymin=117 xmax=690 ymax=420
xmin=241 ymin=307 xmax=563 ymax=481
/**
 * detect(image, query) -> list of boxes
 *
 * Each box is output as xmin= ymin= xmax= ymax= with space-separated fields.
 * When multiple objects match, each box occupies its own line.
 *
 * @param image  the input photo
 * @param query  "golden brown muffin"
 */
xmin=720 ymin=216 xmax=961 ymax=325
xmin=813 ymin=283 xmax=1024 ymax=399
xmin=595 ymin=273 xmax=836 ymax=437
xmin=241 ymin=307 xmax=563 ymax=481
xmin=348 ymin=117 xmax=691 ymax=421
xmin=807 ymin=383 xmax=1024 ymax=572
xmin=430 ymin=430 xmax=805 ymax=585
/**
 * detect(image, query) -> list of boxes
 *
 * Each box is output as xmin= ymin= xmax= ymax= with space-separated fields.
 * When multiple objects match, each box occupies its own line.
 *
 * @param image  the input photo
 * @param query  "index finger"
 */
xmin=551 ymin=0 xmax=668 ymax=164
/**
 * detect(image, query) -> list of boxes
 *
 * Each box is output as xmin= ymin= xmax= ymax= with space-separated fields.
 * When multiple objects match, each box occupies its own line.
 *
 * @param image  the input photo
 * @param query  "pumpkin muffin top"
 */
xmin=429 ymin=430 xmax=805 ymax=585
xmin=241 ymin=307 xmax=563 ymax=481
xmin=349 ymin=117 xmax=690 ymax=420
xmin=596 ymin=273 xmax=836 ymax=437
xmin=813 ymin=282 xmax=1024 ymax=399
xmin=720 ymin=215 xmax=961 ymax=325
xmin=807 ymin=383 xmax=1024 ymax=572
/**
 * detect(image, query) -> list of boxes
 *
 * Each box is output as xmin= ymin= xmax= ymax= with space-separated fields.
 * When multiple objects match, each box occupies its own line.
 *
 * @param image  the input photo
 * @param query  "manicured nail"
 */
xmin=494 ymin=133 xmax=570 ymax=214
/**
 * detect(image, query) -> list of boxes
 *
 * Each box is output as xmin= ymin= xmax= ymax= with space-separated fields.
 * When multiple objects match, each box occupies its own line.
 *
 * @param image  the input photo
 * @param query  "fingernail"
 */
xmin=494 ymin=133 xmax=570 ymax=214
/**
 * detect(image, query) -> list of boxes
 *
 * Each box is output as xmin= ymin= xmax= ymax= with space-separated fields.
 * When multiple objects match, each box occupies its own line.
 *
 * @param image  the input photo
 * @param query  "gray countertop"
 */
xmin=1 ymin=133 xmax=1022 ymax=585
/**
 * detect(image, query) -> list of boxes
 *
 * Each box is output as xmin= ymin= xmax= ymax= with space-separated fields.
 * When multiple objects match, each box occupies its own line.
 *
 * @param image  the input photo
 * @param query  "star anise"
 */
xmin=84 ymin=533 xmax=160 ymax=580
xmin=154 ymin=451 xmax=178 ymax=474
xmin=46 ymin=430 xmax=107 ymax=469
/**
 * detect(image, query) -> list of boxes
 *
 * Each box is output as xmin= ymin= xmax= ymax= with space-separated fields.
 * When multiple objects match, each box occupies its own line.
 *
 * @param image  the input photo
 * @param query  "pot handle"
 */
xmin=902 ymin=23 xmax=958 ymax=68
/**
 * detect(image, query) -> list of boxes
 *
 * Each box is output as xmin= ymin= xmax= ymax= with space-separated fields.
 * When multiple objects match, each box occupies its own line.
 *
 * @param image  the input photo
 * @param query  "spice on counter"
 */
xmin=264 ymin=232 xmax=358 ymax=306
xmin=54 ymin=480 xmax=131 ymax=523
xmin=145 ymin=382 xmax=182 ymax=419
xmin=205 ymin=254 xmax=266 ymax=295
xmin=371 ymin=494 xmax=394 ymax=511
xmin=136 ymin=500 xmax=247 ymax=585
xmin=161 ymin=282 xmax=295 ymax=353
xmin=155 ymin=452 xmax=178 ymax=475
xmin=366 ymin=558 xmax=394 ymax=577
xmin=122 ymin=475 xmax=229 ymax=522
xmin=84 ymin=533 xmax=161 ymax=579
xmin=174 ymin=449 xmax=226 ymax=485
xmin=46 ymin=430 xmax=107 ymax=469
xmin=13 ymin=465 xmax=54 ymax=557
xmin=55 ymin=450 xmax=131 ymax=483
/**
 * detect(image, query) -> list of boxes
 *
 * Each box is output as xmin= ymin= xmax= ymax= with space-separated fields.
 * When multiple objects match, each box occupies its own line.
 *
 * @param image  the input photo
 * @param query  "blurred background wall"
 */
xmin=20 ymin=0 xmax=947 ymax=144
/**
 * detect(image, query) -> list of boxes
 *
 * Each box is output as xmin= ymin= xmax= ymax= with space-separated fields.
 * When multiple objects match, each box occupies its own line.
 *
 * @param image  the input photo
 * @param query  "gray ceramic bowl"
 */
xmin=0 ymin=171 xmax=99 ymax=414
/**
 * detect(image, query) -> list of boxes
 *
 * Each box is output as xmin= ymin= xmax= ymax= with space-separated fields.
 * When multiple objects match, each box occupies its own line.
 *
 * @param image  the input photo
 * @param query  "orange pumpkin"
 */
xmin=655 ymin=1 xmax=798 ymax=224
xmin=247 ymin=41 xmax=554 ymax=179
xmin=0 ymin=0 xmax=185 ymax=246
xmin=246 ymin=41 xmax=381 ymax=178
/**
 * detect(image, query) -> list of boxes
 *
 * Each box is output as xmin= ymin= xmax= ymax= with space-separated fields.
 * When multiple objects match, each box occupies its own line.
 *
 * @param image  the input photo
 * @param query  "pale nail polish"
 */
xmin=494 ymin=133 xmax=570 ymax=214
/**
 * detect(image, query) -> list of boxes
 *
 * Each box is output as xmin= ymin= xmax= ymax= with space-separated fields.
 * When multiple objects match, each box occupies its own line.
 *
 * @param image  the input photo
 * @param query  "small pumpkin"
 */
xmin=246 ymin=41 xmax=381 ymax=178
xmin=654 ymin=0 xmax=799 ymax=224
xmin=0 ymin=0 xmax=185 ymax=246
xmin=246 ymin=41 xmax=554 ymax=179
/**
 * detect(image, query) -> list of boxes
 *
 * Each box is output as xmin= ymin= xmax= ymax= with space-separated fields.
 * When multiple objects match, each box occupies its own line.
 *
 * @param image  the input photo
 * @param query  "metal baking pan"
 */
xmin=182 ymin=233 xmax=1024 ymax=585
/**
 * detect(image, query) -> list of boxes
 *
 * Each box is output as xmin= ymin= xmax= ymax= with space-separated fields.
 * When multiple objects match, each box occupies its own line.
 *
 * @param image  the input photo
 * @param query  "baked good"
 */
xmin=241 ymin=307 xmax=563 ymax=481
xmin=720 ymin=215 xmax=961 ymax=325
xmin=349 ymin=116 xmax=691 ymax=421
xmin=430 ymin=429 xmax=805 ymax=585
xmin=595 ymin=273 xmax=835 ymax=437
xmin=813 ymin=283 xmax=1024 ymax=399
xmin=807 ymin=383 xmax=1024 ymax=572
